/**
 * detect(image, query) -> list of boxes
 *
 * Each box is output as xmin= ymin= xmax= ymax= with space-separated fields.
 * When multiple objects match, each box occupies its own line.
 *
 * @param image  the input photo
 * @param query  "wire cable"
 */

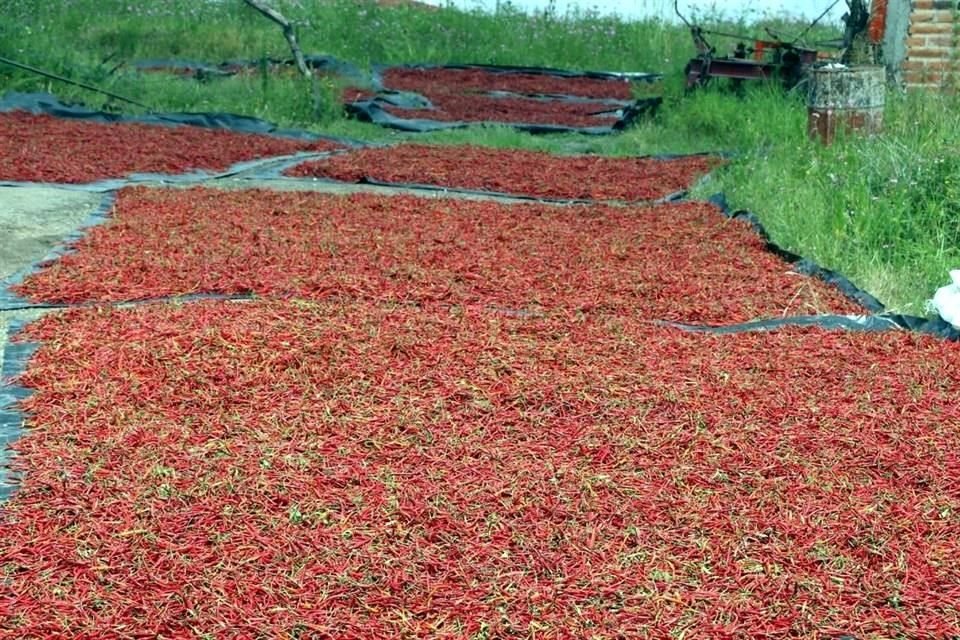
xmin=0 ymin=55 xmax=153 ymax=111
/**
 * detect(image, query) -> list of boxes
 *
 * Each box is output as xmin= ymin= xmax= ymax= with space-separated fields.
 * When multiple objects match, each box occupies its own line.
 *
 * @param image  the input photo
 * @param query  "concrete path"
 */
xmin=0 ymin=186 xmax=104 ymax=374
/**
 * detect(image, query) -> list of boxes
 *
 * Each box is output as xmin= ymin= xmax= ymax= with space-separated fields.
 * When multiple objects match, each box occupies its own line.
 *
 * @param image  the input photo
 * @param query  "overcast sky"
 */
xmin=429 ymin=0 xmax=848 ymax=23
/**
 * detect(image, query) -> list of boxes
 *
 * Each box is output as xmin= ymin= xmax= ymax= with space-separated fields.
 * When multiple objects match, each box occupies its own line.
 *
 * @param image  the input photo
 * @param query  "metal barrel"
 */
xmin=807 ymin=65 xmax=885 ymax=145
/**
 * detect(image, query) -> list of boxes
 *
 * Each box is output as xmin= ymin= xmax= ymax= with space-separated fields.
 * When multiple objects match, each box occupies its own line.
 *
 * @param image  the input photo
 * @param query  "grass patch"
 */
xmin=1 ymin=0 xmax=956 ymax=312
xmin=695 ymin=89 xmax=960 ymax=315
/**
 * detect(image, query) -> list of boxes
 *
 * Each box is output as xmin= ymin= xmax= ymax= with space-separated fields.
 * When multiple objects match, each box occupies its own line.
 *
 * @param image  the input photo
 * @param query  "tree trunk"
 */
xmin=244 ymin=0 xmax=325 ymax=117
xmin=243 ymin=0 xmax=311 ymax=78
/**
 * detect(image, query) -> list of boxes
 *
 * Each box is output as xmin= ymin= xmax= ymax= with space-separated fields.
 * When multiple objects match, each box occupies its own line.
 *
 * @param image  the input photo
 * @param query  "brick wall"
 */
xmin=901 ymin=0 xmax=960 ymax=88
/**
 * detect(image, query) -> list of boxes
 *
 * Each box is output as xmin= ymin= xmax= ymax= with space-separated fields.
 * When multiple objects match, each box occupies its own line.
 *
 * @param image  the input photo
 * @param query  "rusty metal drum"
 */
xmin=807 ymin=65 xmax=885 ymax=144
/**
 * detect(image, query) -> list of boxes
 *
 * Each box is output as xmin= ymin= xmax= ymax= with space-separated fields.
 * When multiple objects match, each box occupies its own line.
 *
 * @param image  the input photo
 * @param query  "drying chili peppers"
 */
xmin=381 ymin=67 xmax=636 ymax=100
xmin=3 ymin=300 xmax=959 ymax=637
xmin=14 ymin=187 xmax=860 ymax=321
xmin=0 ymin=112 xmax=343 ymax=184
xmin=380 ymin=93 xmax=620 ymax=128
xmin=286 ymin=144 xmax=718 ymax=202
xmin=0 ymin=122 xmax=950 ymax=635
xmin=346 ymin=66 xmax=650 ymax=129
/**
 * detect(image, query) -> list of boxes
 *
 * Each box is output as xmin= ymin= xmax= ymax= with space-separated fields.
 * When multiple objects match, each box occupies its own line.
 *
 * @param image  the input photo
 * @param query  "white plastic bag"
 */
xmin=931 ymin=270 xmax=960 ymax=329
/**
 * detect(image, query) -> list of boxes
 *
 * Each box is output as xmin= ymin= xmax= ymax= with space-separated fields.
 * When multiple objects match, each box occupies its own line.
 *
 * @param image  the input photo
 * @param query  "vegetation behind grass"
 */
xmin=2 ymin=0 xmax=958 ymax=314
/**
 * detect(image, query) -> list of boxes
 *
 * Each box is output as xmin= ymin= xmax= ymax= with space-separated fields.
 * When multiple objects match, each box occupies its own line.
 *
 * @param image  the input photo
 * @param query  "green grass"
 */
xmin=2 ymin=0 xmax=956 ymax=315
xmin=685 ymin=87 xmax=960 ymax=315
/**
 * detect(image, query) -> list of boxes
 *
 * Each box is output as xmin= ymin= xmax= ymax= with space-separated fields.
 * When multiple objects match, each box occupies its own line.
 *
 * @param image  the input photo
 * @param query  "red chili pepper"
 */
xmin=0 ymin=112 xmax=343 ymax=184
xmin=14 ymin=187 xmax=860 ymax=322
xmin=382 ymin=67 xmax=636 ymax=101
xmin=381 ymin=94 xmax=621 ymax=128
xmin=287 ymin=144 xmax=720 ymax=202
xmin=3 ymin=301 xmax=960 ymax=637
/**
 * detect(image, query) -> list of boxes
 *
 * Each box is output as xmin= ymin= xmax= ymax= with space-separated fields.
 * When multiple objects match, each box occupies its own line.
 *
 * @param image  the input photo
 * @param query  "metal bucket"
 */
xmin=807 ymin=65 xmax=885 ymax=145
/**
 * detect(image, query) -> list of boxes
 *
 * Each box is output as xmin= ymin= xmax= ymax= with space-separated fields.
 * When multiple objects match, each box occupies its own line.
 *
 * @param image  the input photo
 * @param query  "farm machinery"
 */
xmin=676 ymin=0 xmax=878 ymax=92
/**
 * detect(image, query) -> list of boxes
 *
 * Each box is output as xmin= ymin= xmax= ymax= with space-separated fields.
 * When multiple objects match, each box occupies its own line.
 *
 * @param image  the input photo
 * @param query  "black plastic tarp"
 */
xmin=345 ymin=96 xmax=662 ymax=135
xmin=350 ymin=63 xmax=662 ymax=135
xmin=0 ymin=92 xmax=365 ymax=189
xmin=0 ymin=151 xmax=344 ymax=192
xmin=125 ymin=58 xmax=663 ymax=134
xmin=661 ymin=312 xmax=959 ymax=340
xmin=0 ymin=191 xmax=117 ymax=310
xmin=281 ymin=148 xmax=716 ymax=204
xmin=1 ymin=186 xmax=956 ymax=503
xmin=0 ymin=319 xmax=37 ymax=501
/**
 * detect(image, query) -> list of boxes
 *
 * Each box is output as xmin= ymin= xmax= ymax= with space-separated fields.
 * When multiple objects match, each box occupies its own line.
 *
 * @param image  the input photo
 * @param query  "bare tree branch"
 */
xmin=243 ymin=0 xmax=311 ymax=79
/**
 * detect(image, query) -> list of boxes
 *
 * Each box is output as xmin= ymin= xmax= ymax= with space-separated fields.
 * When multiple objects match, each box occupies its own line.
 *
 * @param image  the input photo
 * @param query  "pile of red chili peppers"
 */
xmin=14 ymin=187 xmax=858 ymax=322
xmin=286 ymin=144 xmax=718 ymax=202
xmin=381 ymin=67 xmax=635 ymax=100
xmin=3 ymin=128 xmax=958 ymax=638
xmin=379 ymin=94 xmax=620 ymax=128
xmin=359 ymin=66 xmax=635 ymax=128
xmin=0 ymin=112 xmax=342 ymax=184
xmin=3 ymin=301 xmax=960 ymax=637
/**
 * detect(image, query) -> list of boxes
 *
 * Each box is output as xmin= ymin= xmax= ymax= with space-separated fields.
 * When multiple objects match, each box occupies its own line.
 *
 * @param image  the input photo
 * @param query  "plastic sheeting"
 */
xmin=0 ymin=92 xmax=364 ymax=189
xmin=345 ymin=96 xmax=662 ymax=135
xmin=0 ymin=151 xmax=341 ymax=193
xmin=0 ymin=192 xmax=117 ymax=310
xmin=282 ymin=147 xmax=716 ymax=204
xmin=0 ymin=319 xmax=37 ymax=501
xmin=1 ymin=188 xmax=956 ymax=505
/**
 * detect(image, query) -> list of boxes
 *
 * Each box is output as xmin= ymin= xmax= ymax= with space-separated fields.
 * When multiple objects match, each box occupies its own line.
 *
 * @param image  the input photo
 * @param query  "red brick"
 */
xmin=910 ymin=21 xmax=955 ymax=34
xmin=924 ymin=34 xmax=957 ymax=46
xmin=912 ymin=0 xmax=959 ymax=10
xmin=911 ymin=9 xmax=957 ymax=22
xmin=907 ymin=46 xmax=955 ymax=58
xmin=904 ymin=66 xmax=960 ymax=88
xmin=904 ymin=69 xmax=943 ymax=85
xmin=903 ymin=58 xmax=952 ymax=71
xmin=906 ymin=35 xmax=955 ymax=48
